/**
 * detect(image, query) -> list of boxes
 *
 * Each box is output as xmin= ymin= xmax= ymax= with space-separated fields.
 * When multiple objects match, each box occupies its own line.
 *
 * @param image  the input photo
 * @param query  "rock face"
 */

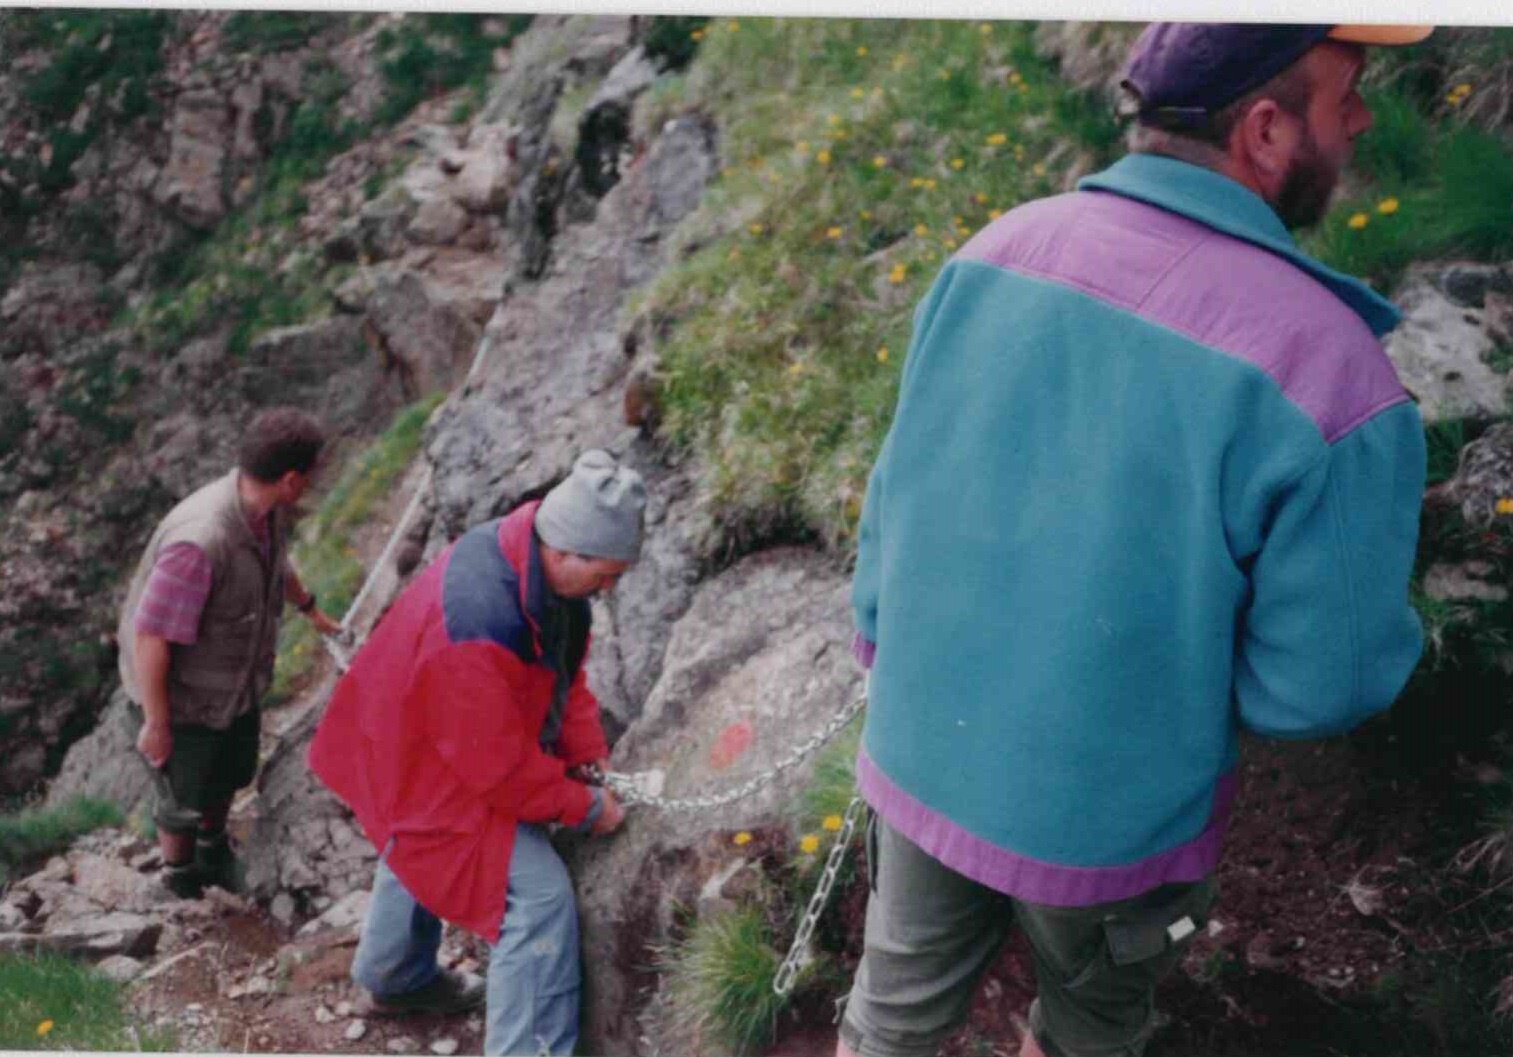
xmin=6 ymin=14 xmax=513 ymax=797
xmin=1385 ymin=262 xmax=1513 ymax=422
xmin=573 ymin=550 xmax=862 ymax=1056
xmin=171 ymin=15 xmax=717 ymax=917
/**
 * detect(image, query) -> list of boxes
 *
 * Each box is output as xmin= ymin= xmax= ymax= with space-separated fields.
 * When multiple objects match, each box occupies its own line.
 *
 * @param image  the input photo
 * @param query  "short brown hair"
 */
xmin=239 ymin=407 xmax=325 ymax=483
xmin=1129 ymin=54 xmax=1314 ymax=150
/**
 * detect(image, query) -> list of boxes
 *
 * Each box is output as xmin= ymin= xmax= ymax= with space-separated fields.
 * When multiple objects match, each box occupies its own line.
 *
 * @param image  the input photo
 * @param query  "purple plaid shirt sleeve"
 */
xmin=135 ymin=542 xmax=213 ymax=645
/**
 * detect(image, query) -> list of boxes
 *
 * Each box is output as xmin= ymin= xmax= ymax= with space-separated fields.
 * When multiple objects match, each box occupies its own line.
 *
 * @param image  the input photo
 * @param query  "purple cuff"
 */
xmin=857 ymin=749 xmax=1232 ymax=907
xmin=852 ymin=634 xmax=876 ymax=670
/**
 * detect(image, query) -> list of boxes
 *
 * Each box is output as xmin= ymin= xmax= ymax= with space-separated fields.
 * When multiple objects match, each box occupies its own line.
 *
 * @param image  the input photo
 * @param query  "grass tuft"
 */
xmin=660 ymin=905 xmax=790 ymax=1055
xmin=0 ymin=951 xmax=175 ymax=1050
xmin=0 ymin=797 xmax=123 ymax=885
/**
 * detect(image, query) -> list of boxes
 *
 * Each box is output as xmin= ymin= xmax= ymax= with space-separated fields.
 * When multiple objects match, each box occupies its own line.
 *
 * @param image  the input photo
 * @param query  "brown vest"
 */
xmin=117 ymin=469 xmax=288 ymax=729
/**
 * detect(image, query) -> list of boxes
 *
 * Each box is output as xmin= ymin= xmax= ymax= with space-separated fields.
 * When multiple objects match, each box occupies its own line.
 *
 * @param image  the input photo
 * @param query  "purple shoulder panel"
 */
xmin=957 ymin=192 xmax=1407 ymax=443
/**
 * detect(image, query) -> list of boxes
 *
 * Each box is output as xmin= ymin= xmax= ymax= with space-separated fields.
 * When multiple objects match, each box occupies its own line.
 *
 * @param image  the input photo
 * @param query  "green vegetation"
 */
xmin=792 ymin=714 xmax=863 ymax=837
xmin=222 ymin=11 xmax=334 ymax=54
xmin=0 ymin=797 xmax=122 ymax=884
xmin=660 ymin=905 xmax=791 ymax=1054
xmin=268 ymin=393 xmax=446 ymax=704
xmin=0 ymin=10 xmax=170 ymax=283
xmin=373 ymin=14 xmax=532 ymax=128
xmin=639 ymin=18 xmax=1121 ymax=553
xmin=0 ymin=951 xmax=175 ymax=1050
xmin=643 ymin=16 xmax=712 ymax=72
xmin=1305 ymin=83 xmax=1513 ymax=292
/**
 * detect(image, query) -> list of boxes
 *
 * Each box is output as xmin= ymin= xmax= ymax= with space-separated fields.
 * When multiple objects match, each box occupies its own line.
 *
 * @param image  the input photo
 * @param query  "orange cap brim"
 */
xmin=1328 ymin=24 xmax=1434 ymax=46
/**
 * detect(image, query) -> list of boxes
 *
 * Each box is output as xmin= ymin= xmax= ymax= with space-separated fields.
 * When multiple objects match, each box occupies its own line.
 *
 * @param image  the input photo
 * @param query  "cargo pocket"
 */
xmin=1065 ymin=879 xmax=1214 ymax=994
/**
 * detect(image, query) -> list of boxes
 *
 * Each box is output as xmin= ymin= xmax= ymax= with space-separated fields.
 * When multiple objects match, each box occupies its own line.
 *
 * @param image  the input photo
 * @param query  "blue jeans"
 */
xmin=351 ymin=825 xmax=581 ymax=1056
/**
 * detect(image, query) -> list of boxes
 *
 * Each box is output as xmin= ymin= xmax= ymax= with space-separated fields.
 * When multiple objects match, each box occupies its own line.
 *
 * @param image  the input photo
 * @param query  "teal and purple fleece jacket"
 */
xmin=852 ymin=153 xmax=1424 ymax=907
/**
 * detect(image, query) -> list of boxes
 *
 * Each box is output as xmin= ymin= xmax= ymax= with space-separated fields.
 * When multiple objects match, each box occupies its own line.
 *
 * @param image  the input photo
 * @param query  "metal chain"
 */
xmin=773 ymin=793 xmax=865 ymax=997
xmin=586 ymin=690 xmax=866 ymax=811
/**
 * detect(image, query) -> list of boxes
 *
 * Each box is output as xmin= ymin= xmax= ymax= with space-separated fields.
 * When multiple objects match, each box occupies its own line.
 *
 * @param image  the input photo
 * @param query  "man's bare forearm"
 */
xmin=134 ymin=632 xmax=174 ymax=727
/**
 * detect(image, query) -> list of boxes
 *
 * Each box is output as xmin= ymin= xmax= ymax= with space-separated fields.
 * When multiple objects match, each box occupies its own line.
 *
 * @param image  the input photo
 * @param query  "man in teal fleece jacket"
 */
xmin=837 ymin=22 xmax=1433 ymax=1057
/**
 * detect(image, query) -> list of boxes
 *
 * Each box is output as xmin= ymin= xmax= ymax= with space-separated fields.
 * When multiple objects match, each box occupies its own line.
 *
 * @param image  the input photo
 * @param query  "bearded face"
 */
xmin=1273 ymin=124 xmax=1341 ymax=230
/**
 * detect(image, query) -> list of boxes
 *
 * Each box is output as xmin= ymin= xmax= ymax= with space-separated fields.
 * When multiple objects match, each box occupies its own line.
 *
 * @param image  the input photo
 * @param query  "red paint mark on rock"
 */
xmin=709 ymin=721 xmax=754 ymax=770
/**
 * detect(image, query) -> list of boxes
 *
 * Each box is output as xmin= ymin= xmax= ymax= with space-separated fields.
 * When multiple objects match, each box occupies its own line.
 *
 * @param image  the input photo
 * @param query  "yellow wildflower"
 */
xmin=914 ymin=223 xmax=930 ymax=236
xmin=800 ymin=834 xmax=821 ymax=854
xmin=986 ymin=132 xmax=1008 ymax=146
xmin=826 ymin=226 xmax=843 ymax=239
xmin=951 ymin=157 xmax=965 ymax=171
xmin=975 ymin=192 xmax=990 ymax=205
xmin=1497 ymin=497 xmax=1513 ymax=515
xmin=823 ymin=814 xmax=844 ymax=831
xmin=828 ymin=113 xmax=842 ymax=126
xmin=980 ymin=22 xmax=993 ymax=34
xmin=37 ymin=1021 xmax=55 ymax=1038
xmin=939 ymin=69 xmax=951 ymax=81
xmin=851 ymin=87 xmax=865 ymax=99
xmin=788 ymin=362 xmax=805 ymax=376
xmin=728 ymin=20 xmax=740 ymax=31
xmin=877 ymin=347 xmax=890 ymax=363
xmin=1019 ymin=84 xmax=1029 ymax=94
xmin=945 ymin=238 xmax=958 ymax=249
xmin=749 ymin=222 xmax=765 ymax=236
xmin=817 ymin=149 xmax=832 ymax=165
xmin=1347 ymin=212 xmax=1369 ymax=230
xmin=989 ymin=209 xmax=1003 ymax=220
xmin=857 ymin=45 xmax=870 ymax=57
xmin=1454 ymin=82 xmax=1473 ymax=96
xmin=1014 ymin=145 xmax=1026 ymax=160
xmin=690 ymin=29 xmax=704 ymax=41
xmin=889 ymin=263 xmax=907 ymax=284
xmin=733 ymin=831 xmax=753 ymax=846
xmin=796 ymin=140 xmax=810 ymax=153
xmin=860 ymin=209 xmax=872 ymax=220
xmin=873 ymin=155 xmax=889 ymax=168
xmin=911 ymin=177 xmax=928 ymax=188
xmin=924 ymin=179 xmax=937 ymax=190
xmin=833 ymin=130 xmax=851 ymax=141
xmin=1377 ymin=197 xmax=1400 ymax=215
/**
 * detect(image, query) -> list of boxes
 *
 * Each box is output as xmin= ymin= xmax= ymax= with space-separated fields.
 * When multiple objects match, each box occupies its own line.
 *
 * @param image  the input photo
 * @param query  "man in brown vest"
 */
xmin=118 ymin=407 xmax=341 ymax=897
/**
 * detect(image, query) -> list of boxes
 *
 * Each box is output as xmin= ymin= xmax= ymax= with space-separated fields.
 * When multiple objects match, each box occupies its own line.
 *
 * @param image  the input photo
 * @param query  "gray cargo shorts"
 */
xmin=840 ymin=814 xmax=1216 ymax=1057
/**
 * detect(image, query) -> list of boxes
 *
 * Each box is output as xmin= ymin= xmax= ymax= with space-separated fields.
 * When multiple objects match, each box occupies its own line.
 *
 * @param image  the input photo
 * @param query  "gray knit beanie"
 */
xmin=536 ymin=450 xmax=647 ymax=562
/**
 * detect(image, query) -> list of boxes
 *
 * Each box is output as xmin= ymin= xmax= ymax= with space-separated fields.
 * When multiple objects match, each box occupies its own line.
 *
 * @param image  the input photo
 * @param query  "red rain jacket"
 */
xmin=308 ymin=501 xmax=608 ymax=941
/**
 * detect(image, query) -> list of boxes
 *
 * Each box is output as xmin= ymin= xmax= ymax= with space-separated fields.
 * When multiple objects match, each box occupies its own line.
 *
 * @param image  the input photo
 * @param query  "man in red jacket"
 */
xmin=309 ymin=450 xmax=645 ymax=1056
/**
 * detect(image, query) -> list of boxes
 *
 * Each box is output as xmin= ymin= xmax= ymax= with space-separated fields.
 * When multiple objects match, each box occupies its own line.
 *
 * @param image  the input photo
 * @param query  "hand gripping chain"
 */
xmin=584 ymin=689 xmax=866 ymax=811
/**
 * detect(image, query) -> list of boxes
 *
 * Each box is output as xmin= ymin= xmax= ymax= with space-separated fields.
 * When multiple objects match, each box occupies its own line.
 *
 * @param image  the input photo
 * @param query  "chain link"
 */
xmin=586 ymin=690 xmax=865 ymax=812
xmin=773 ymin=794 xmax=865 ymax=997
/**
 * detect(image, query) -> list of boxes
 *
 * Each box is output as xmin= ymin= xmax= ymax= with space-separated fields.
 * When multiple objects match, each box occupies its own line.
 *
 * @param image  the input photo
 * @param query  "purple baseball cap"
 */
xmin=1122 ymin=22 xmax=1432 ymax=129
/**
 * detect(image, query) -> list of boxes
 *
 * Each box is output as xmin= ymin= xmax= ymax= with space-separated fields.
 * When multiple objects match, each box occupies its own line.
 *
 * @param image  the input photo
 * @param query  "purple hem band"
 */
xmin=852 ymin=634 xmax=876 ymax=670
xmin=856 ymin=749 xmax=1233 ymax=907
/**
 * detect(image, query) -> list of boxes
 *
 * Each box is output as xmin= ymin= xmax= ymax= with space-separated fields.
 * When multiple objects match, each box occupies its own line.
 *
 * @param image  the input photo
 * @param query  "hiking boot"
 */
xmin=194 ymin=832 xmax=246 ymax=894
xmin=161 ymin=862 xmax=205 ymax=900
xmin=358 ymin=969 xmax=486 ymax=1018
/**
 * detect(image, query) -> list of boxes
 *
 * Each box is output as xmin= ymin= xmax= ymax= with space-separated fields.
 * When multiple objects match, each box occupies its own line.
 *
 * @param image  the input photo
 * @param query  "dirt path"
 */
xmin=767 ymin=725 xmax=1510 ymax=1057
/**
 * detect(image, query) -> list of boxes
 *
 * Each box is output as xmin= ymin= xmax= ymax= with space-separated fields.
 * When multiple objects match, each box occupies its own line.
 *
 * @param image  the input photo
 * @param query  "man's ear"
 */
xmin=1232 ymin=99 xmax=1299 ymax=188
